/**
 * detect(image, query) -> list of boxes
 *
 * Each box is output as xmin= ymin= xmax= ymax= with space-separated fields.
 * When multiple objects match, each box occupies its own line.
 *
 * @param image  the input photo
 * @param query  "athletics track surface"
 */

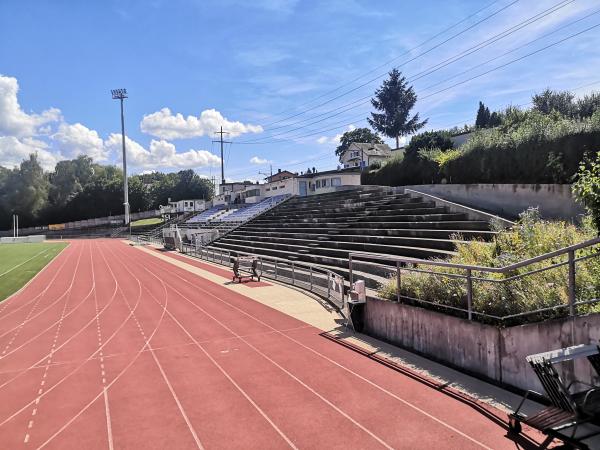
xmin=0 ymin=239 xmax=542 ymax=449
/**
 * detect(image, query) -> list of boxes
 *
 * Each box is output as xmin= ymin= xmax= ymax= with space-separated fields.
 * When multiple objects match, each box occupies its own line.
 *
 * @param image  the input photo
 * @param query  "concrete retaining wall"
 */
xmin=402 ymin=184 xmax=585 ymax=221
xmin=0 ymin=235 xmax=46 ymax=244
xmin=363 ymin=298 xmax=600 ymax=392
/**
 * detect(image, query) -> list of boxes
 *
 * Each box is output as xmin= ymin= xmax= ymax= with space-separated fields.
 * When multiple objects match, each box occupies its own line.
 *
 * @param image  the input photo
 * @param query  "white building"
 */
xmin=228 ymin=168 xmax=362 ymax=204
xmin=159 ymin=199 xmax=206 ymax=216
xmin=339 ymin=142 xmax=392 ymax=168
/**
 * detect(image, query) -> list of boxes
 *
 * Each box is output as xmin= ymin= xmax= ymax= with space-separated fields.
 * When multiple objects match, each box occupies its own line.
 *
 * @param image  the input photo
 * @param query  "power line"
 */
xmin=260 ymin=0 xmax=520 ymax=128
xmin=271 ymin=0 xmax=505 ymax=114
xmin=240 ymin=0 xmax=574 ymax=143
xmin=419 ymin=21 xmax=600 ymax=101
xmin=240 ymin=17 xmax=600 ymax=145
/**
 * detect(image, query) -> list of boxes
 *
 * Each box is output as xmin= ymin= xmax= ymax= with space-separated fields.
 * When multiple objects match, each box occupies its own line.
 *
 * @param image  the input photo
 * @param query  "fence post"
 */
xmin=327 ymin=273 xmax=331 ymax=300
xmin=220 ymin=250 xmax=223 ymax=266
xmin=291 ymin=262 xmax=295 ymax=285
xmin=396 ymin=261 xmax=401 ymax=302
xmin=466 ymin=269 xmax=473 ymax=321
xmin=348 ymin=255 xmax=353 ymax=289
xmin=568 ymin=250 xmax=576 ymax=317
xmin=274 ymin=261 xmax=278 ymax=279
xmin=309 ymin=266 xmax=313 ymax=291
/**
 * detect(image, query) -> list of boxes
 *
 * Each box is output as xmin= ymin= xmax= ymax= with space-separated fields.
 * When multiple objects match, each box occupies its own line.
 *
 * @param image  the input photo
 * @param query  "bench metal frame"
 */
xmin=232 ymin=256 xmax=262 ymax=283
xmin=509 ymin=344 xmax=600 ymax=449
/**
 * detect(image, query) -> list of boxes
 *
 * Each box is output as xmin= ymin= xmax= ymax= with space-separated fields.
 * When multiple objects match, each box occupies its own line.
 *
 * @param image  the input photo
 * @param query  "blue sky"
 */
xmin=1 ymin=0 xmax=600 ymax=183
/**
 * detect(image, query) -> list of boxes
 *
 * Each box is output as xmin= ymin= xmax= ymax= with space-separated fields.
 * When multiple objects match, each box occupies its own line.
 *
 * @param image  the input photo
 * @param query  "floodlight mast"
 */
xmin=111 ymin=89 xmax=130 ymax=225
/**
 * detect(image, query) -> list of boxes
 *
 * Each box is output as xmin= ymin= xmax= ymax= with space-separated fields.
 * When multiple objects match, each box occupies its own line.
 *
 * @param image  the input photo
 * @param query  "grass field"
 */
xmin=0 ymin=242 xmax=68 ymax=302
xmin=130 ymin=217 xmax=163 ymax=227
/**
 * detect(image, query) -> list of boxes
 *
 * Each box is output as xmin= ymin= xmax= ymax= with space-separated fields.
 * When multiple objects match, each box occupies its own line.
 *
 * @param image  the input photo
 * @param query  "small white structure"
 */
xmin=159 ymin=199 xmax=206 ymax=216
xmin=224 ymin=168 xmax=362 ymax=203
xmin=339 ymin=143 xmax=392 ymax=169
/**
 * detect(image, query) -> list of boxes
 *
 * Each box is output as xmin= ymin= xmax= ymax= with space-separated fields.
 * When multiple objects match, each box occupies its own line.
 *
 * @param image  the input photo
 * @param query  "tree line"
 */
xmin=0 ymin=155 xmax=213 ymax=229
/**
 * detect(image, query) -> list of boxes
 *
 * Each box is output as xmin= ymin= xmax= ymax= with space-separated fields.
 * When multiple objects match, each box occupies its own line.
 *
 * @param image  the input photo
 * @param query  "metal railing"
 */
xmin=180 ymin=243 xmax=345 ymax=309
xmin=349 ymin=236 xmax=600 ymax=322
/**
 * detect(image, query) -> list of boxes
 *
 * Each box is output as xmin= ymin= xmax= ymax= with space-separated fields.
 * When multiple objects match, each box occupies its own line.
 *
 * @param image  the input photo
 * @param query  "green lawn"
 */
xmin=0 ymin=242 xmax=68 ymax=302
xmin=130 ymin=217 xmax=163 ymax=228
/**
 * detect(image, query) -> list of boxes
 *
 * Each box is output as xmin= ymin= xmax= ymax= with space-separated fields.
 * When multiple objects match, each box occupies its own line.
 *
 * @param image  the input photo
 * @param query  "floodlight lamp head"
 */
xmin=111 ymin=88 xmax=128 ymax=99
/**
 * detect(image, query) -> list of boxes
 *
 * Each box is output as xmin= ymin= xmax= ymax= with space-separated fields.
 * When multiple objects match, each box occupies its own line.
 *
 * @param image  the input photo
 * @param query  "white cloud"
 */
xmin=0 ymin=75 xmax=61 ymax=138
xmin=249 ymin=156 xmax=270 ymax=164
xmin=140 ymin=107 xmax=263 ymax=140
xmin=0 ymin=136 xmax=62 ymax=170
xmin=316 ymin=125 xmax=356 ymax=145
xmin=105 ymin=134 xmax=221 ymax=170
xmin=52 ymin=122 xmax=108 ymax=161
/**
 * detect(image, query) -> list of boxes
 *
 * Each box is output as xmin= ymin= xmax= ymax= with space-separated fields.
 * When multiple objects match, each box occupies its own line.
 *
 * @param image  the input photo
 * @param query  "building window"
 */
xmin=272 ymin=186 xmax=277 ymax=190
xmin=316 ymin=180 xmax=321 ymax=188
xmin=332 ymin=177 xmax=341 ymax=186
xmin=266 ymin=188 xmax=270 ymax=191
xmin=280 ymin=185 xmax=285 ymax=189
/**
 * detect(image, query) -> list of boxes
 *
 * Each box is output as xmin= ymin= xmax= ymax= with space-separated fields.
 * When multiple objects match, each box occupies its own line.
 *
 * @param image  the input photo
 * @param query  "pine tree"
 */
xmin=475 ymin=101 xmax=492 ymax=128
xmin=368 ymin=69 xmax=427 ymax=149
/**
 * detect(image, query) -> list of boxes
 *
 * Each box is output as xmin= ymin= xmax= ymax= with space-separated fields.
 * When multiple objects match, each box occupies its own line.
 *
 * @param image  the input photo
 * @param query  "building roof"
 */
xmin=296 ymin=167 xmax=361 ymax=179
xmin=344 ymin=142 xmax=392 ymax=158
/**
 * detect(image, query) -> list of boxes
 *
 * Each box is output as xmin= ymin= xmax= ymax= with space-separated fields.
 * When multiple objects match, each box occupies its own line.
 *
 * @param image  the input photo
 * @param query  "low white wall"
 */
xmin=1 ymin=235 xmax=46 ymax=244
xmin=363 ymin=298 xmax=600 ymax=392
xmin=403 ymin=184 xmax=586 ymax=221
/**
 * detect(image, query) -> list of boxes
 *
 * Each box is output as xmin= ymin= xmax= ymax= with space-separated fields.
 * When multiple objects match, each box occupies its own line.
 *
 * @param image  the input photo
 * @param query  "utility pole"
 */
xmin=258 ymin=164 xmax=273 ymax=181
xmin=111 ymin=88 xmax=130 ymax=225
xmin=212 ymin=126 xmax=231 ymax=187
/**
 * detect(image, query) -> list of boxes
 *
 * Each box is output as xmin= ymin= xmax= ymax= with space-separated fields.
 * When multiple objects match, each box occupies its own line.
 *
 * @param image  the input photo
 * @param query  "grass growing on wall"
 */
xmin=379 ymin=209 xmax=600 ymax=324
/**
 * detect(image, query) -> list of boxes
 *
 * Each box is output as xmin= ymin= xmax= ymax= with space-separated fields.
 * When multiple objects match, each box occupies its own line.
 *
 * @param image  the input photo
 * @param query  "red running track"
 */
xmin=0 ymin=239 xmax=540 ymax=449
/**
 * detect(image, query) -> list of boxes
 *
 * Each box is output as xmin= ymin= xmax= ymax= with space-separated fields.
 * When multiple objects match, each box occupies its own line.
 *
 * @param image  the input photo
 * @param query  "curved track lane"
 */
xmin=0 ymin=239 xmax=541 ymax=449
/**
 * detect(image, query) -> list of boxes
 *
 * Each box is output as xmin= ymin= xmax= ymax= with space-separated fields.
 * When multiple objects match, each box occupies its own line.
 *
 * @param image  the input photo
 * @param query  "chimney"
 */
xmin=278 ymin=168 xmax=281 ymax=173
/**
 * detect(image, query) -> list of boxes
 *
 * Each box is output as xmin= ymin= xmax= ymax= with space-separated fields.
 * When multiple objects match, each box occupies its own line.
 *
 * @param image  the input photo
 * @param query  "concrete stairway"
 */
xmin=208 ymin=187 xmax=496 ymax=288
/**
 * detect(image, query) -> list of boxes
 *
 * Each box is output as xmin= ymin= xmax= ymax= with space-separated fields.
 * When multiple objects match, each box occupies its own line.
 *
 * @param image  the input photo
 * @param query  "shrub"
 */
xmin=573 ymin=151 xmax=600 ymax=232
xmin=378 ymin=209 xmax=600 ymax=324
xmin=364 ymin=110 xmax=600 ymax=186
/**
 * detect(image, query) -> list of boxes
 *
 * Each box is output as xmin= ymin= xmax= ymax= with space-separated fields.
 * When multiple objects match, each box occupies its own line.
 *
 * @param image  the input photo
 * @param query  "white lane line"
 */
xmin=0 ymin=247 xmax=120 ymax=392
xmin=0 ymin=241 xmax=136 ymax=428
xmin=144 ymin=271 xmax=392 ymax=449
xmin=106 ymin=245 xmax=299 ymax=449
xmin=141 ymin=248 xmax=494 ymax=450
xmin=0 ymin=244 xmax=88 ymax=358
xmin=103 ymin=389 xmax=113 ymax=450
xmin=33 ymin=242 xmax=169 ymax=449
xmin=22 ymin=242 xmax=93 ymax=444
xmin=91 ymin=241 xmax=114 ymax=450
xmin=97 ymin=243 xmax=203 ymax=450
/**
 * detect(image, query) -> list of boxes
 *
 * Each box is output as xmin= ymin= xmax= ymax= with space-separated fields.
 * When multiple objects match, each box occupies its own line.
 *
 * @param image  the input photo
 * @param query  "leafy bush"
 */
xmin=443 ymin=110 xmax=600 ymax=184
xmin=405 ymin=130 xmax=453 ymax=157
xmin=573 ymin=152 xmax=600 ymax=232
xmin=378 ymin=209 xmax=600 ymax=324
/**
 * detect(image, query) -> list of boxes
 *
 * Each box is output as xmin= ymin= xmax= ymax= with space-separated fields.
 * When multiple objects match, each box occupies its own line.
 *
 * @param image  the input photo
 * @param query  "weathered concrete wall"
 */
xmin=363 ymin=297 xmax=600 ymax=392
xmin=402 ymin=184 xmax=585 ymax=221
xmin=0 ymin=235 xmax=46 ymax=244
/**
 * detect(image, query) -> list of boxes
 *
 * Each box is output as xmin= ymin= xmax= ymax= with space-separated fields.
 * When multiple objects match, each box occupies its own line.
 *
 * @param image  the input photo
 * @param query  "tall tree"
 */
xmin=475 ymin=101 xmax=486 ymax=128
xmin=532 ymin=89 xmax=575 ymax=117
xmin=368 ymin=69 xmax=427 ymax=149
xmin=335 ymin=128 xmax=383 ymax=157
